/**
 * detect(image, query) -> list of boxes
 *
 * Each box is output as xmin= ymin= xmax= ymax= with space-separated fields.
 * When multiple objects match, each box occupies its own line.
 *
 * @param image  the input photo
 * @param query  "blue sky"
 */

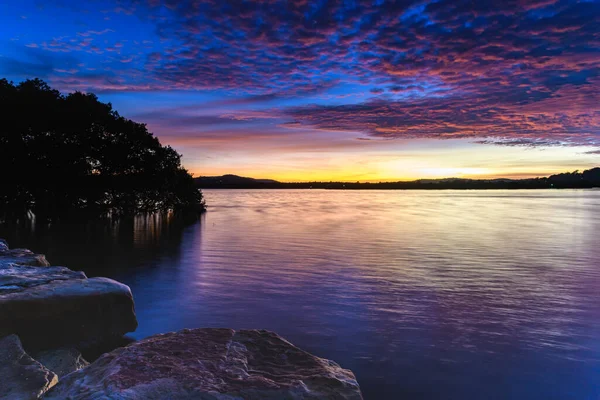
xmin=1 ymin=0 xmax=599 ymax=180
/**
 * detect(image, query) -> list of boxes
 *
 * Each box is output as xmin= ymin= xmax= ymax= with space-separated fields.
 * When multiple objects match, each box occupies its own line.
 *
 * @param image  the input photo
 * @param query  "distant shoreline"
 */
xmin=195 ymin=168 xmax=600 ymax=190
xmin=199 ymin=187 xmax=600 ymax=190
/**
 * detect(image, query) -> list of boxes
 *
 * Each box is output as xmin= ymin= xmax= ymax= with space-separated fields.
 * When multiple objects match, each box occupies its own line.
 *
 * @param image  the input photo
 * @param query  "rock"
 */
xmin=46 ymin=328 xmax=363 ymax=400
xmin=0 ymin=247 xmax=50 ymax=268
xmin=0 ymin=265 xmax=86 ymax=294
xmin=79 ymin=335 xmax=137 ymax=362
xmin=0 ymin=240 xmax=138 ymax=350
xmin=32 ymin=348 xmax=89 ymax=379
xmin=0 ymin=277 xmax=138 ymax=349
xmin=0 ymin=334 xmax=58 ymax=399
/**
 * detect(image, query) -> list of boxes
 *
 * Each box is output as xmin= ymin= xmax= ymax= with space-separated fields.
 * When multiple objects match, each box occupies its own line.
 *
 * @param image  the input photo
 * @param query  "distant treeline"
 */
xmin=196 ymin=168 xmax=600 ymax=190
xmin=0 ymin=79 xmax=205 ymax=221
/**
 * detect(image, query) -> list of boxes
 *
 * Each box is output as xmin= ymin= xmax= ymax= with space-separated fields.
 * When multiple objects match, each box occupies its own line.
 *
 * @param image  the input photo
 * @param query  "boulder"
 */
xmin=0 ymin=240 xmax=137 ymax=349
xmin=45 ymin=328 xmax=363 ymax=399
xmin=0 ymin=334 xmax=58 ymax=400
xmin=0 ymin=277 xmax=138 ymax=349
xmin=32 ymin=347 xmax=89 ymax=379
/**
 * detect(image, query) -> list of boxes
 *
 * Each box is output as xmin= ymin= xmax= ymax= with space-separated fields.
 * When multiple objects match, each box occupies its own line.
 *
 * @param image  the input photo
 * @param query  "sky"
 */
xmin=1 ymin=0 xmax=599 ymax=181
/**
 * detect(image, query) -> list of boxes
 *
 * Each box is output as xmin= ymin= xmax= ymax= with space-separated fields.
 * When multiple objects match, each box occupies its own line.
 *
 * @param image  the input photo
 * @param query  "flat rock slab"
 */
xmin=0 ymin=334 xmax=58 ymax=400
xmin=0 ymin=240 xmax=137 ymax=349
xmin=46 ymin=328 xmax=363 ymax=399
xmin=0 ymin=247 xmax=50 ymax=269
xmin=0 ymin=265 xmax=86 ymax=294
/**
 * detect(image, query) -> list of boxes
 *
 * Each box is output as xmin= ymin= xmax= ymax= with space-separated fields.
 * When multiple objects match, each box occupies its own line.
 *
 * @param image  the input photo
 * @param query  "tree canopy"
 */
xmin=0 ymin=78 xmax=205 ymax=220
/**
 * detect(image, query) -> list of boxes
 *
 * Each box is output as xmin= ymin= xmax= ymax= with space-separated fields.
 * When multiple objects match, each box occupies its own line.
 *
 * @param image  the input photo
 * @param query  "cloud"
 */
xmin=76 ymin=29 xmax=115 ymax=37
xmin=0 ymin=47 xmax=80 ymax=78
xmin=4 ymin=0 xmax=599 ymax=146
xmin=285 ymin=77 xmax=600 ymax=146
xmin=131 ymin=0 xmax=599 ymax=145
xmin=126 ymin=0 xmax=598 ymax=89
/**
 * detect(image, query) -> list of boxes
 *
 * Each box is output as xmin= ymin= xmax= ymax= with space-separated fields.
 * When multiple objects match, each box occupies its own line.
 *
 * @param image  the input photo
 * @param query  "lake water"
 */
xmin=2 ymin=189 xmax=600 ymax=399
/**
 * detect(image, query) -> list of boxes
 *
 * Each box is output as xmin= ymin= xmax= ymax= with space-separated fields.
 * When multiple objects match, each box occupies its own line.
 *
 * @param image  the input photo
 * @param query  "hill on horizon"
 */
xmin=197 ymin=174 xmax=280 ymax=185
xmin=194 ymin=167 xmax=600 ymax=189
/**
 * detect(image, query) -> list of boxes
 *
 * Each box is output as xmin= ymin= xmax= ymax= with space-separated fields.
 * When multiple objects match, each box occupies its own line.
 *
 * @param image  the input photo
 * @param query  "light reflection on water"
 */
xmin=2 ymin=189 xmax=600 ymax=399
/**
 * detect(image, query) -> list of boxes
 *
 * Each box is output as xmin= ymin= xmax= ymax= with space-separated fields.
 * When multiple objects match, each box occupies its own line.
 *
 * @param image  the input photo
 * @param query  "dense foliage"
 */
xmin=0 ymin=79 xmax=205 ymax=220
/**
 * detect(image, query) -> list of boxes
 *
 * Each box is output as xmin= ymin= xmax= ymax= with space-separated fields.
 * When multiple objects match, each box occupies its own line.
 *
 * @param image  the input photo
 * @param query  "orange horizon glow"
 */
xmin=188 ymin=164 xmax=599 ymax=183
xmin=176 ymin=136 xmax=599 ymax=183
xmin=187 ymin=169 xmax=593 ymax=183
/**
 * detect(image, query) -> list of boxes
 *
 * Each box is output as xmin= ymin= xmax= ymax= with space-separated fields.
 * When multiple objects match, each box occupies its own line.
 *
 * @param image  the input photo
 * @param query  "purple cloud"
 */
xmin=6 ymin=0 xmax=599 ymax=147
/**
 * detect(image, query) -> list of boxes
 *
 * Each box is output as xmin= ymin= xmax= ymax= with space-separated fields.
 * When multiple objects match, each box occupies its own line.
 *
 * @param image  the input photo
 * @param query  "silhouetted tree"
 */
xmin=547 ymin=168 xmax=600 ymax=188
xmin=0 ymin=78 xmax=205 ymax=220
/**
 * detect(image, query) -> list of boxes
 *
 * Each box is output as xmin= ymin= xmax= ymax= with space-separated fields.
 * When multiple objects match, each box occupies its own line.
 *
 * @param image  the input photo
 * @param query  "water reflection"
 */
xmin=0 ymin=213 xmax=194 ymax=277
xmin=1 ymin=190 xmax=599 ymax=399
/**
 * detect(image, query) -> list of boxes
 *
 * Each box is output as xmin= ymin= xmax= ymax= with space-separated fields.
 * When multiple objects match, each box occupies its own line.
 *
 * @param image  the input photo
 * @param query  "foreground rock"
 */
xmin=0 ymin=241 xmax=137 ymax=349
xmin=32 ymin=347 xmax=89 ymax=379
xmin=0 ymin=246 xmax=50 ymax=269
xmin=0 ymin=241 xmax=362 ymax=398
xmin=0 ymin=335 xmax=57 ymax=399
xmin=0 ymin=264 xmax=85 ymax=293
xmin=0 ymin=277 xmax=138 ymax=349
xmin=46 ymin=328 xmax=363 ymax=399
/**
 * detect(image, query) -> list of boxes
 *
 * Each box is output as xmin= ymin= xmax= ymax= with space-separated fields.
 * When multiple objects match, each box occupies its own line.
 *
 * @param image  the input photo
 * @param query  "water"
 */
xmin=2 ymin=189 xmax=600 ymax=399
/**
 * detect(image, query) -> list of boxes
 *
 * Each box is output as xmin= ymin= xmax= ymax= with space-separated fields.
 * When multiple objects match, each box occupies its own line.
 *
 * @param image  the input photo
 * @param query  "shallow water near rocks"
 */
xmin=2 ymin=189 xmax=600 ymax=399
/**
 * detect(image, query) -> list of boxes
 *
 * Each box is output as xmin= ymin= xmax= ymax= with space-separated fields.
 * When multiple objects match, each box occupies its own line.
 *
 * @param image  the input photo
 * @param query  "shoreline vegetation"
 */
xmin=0 ymin=79 xmax=205 ymax=222
xmin=196 ymin=168 xmax=600 ymax=190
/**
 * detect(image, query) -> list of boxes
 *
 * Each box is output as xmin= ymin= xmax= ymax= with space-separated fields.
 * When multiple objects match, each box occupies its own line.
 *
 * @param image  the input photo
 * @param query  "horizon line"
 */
xmin=192 ymin=168 xmax=596 ymax=184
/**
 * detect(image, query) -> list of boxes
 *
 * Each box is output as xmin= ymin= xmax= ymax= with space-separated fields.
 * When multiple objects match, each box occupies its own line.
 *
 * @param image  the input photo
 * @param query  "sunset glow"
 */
xmin=1 ymin=0 xmax=599 ymax=180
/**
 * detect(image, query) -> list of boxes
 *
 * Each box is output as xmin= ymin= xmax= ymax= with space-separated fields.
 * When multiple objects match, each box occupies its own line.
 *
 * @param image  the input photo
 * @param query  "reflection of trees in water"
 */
xmin=0 ymin=213 xmax=201 ymax=278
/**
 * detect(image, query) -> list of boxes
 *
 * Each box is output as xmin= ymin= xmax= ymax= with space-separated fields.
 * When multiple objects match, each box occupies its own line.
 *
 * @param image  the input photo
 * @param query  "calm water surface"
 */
xmin=2 ymin=190 xmax=600 ymax=399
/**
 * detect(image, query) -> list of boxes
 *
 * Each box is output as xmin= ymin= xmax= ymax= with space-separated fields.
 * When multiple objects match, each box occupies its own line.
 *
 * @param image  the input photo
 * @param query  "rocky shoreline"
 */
xmin=0 ymin=240 xmax=363 ymax=399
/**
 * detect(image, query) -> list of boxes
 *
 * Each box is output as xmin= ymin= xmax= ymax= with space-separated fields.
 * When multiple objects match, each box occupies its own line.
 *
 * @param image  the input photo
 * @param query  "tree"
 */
xmin=0 ymin=78 xmax=205 ymax=220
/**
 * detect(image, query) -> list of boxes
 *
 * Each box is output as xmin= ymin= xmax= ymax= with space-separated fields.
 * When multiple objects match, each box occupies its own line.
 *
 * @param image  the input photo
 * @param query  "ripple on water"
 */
xmin=1 ymin=189 xmax=599 ymax=399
